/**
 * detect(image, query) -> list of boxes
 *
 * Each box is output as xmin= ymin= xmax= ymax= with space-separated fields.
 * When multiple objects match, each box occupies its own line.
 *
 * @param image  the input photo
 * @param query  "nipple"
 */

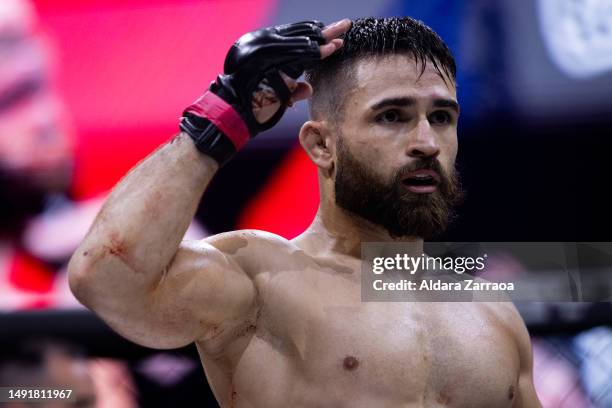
xmin=343 ymin=355 xmax=359 ymax=370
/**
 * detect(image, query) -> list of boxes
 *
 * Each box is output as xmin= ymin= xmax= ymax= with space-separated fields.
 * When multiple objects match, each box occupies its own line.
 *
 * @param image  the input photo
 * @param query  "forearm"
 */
xmin=69 ymin=132 xmax=217 ymax=296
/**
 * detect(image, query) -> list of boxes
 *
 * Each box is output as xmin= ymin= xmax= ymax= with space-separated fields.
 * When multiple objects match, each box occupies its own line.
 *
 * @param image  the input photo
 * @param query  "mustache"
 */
xmin=394 ymin=158 xmax=448 ymax=182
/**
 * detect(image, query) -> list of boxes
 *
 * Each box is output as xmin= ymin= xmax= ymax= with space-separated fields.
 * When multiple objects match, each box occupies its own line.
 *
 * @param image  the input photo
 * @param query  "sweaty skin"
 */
xmin=68 ymin=20 xmax=541 ymax=408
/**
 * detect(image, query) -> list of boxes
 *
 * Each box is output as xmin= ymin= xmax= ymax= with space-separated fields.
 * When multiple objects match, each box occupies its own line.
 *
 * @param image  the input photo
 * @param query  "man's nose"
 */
xmin=406 ymin=118 xmax=440 ymax=159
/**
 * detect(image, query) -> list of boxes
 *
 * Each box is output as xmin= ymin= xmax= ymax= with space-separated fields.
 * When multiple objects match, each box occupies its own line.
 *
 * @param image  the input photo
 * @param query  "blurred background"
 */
xmin=0 ymin=0 xmax=611 ymax=406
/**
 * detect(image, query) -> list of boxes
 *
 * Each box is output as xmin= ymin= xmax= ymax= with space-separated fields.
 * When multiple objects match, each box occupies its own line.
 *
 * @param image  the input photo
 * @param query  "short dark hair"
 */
xmin=305 ymin=17 xmax=456 ymax=123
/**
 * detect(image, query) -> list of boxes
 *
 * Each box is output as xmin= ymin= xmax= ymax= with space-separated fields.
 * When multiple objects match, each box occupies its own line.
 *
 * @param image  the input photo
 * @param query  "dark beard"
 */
xmin=334 ymin=137 xmax=464 ymax=239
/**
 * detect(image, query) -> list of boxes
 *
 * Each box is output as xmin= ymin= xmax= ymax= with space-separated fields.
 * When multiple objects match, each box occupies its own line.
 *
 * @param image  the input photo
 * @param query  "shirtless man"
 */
xmin=68 ymin=17 xmax=542 ymax=407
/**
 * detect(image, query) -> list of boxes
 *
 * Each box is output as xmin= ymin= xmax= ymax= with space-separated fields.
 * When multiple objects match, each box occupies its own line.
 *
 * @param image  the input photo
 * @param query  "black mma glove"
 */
xmin=180 ymin=21 xmax=327 ymax=166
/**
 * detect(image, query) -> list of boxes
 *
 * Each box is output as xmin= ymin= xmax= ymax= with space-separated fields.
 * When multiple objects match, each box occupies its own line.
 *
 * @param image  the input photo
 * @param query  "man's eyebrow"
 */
xmin=369 ymin=97 xmax=416 ymax=111
xmin=369 ymin=96 xmax=460 ymax=114
xmin=433 ymin=98 xmax=460 ymax=114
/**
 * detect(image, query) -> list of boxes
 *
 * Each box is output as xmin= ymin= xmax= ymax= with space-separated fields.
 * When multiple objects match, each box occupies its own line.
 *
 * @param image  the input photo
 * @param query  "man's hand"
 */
xmin=249 ymin=19 xmax=351 ymax=124
xmin=179 ymin=19 xmax=351 ymax=166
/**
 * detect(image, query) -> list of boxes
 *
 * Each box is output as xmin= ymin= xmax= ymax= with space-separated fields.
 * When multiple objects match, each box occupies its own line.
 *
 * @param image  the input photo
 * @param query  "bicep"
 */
xmin=106 ymin=239 xmax=256 ymax=349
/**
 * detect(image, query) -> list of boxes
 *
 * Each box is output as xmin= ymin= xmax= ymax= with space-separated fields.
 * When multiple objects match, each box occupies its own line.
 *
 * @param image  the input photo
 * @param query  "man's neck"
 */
xmin=293 ymin=200 xmax=424 ymax=259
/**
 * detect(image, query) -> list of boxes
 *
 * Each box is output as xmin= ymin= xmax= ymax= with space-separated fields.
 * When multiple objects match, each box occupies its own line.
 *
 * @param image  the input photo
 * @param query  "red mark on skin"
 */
xmin=508 ymin=385 xmax=515 ymax=399
xmin=343 ymin=356 xmax=359 ymax=370
xmin=230 ymin=384 xmax=237 ymax=408
xmin=437 ymin=392 xmax=451 ymax=405
xmin=101 ymin=232 xmax=138 ymax=272
xmin=83 ymin=251 xmax=89 ymax=257
xmin=107 ymin=236 xmax=126 ymax=257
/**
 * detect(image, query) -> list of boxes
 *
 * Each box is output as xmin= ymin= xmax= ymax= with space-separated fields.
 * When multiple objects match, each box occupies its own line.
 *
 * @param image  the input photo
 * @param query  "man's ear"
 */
xmin=299 ymin=120 xmax=335 ymax=173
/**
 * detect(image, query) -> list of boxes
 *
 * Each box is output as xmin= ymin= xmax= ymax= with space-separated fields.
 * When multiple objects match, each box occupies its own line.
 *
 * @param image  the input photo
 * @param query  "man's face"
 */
xmin=333 ymin=54 xmax=463 ymax=239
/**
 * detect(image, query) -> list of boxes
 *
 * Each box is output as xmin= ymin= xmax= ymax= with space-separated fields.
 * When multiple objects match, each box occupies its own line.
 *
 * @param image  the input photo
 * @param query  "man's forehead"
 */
xmin=351 ymin=54 xmax=456 ymax=101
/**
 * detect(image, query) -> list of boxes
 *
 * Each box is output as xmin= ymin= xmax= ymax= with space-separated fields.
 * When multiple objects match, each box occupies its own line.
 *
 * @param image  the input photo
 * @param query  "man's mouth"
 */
xmin=402 ymin=169 xmax=440 ymax=193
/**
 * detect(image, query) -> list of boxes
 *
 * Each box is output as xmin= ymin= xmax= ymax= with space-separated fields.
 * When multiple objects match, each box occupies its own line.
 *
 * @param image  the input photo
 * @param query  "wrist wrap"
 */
xmin=180 ymin=91 xmax=250 ymax=166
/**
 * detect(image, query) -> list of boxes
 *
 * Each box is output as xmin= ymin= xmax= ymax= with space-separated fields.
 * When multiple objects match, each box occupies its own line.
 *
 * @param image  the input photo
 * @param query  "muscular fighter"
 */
xmin=69 ymin=17 xmax=542 ymax=407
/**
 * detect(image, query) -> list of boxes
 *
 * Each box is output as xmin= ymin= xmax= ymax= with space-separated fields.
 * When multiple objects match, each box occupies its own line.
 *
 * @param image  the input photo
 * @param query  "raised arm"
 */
xmin=68 ymin=20 xmax=350 ymax=350
xmin=67 ymin=134 xmax=254 ymax=349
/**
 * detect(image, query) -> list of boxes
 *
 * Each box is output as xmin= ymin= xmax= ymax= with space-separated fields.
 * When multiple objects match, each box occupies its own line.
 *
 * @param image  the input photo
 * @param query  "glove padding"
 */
xmin=181 ymin=21 xmax=326 ymax=166
xmin=214 ymin=20 xmax=325 ymax=135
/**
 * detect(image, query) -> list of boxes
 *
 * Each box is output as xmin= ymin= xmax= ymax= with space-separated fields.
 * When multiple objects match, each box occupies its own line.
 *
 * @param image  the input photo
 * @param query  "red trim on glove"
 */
xmin=185 ymin=91 xmax=250 ymax=150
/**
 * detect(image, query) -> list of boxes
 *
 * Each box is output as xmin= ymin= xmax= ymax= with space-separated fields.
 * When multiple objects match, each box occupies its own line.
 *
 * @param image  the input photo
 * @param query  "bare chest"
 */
xmin=238 ymin=269 xmax=520 ymax=407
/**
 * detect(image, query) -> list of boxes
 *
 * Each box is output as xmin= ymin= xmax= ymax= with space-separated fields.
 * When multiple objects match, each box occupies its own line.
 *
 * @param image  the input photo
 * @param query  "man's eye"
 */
xmin=376 ymin=109 xmax=402 ymax=124
xmin=429 ymin=110 xmax=452 ymax=125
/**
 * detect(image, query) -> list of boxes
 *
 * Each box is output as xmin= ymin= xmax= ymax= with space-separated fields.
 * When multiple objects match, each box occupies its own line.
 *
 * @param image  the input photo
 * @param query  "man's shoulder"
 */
xmin=203 ymin=229 xmax=294 ymax=258
xmin=480 ymin=299 xmax=530 ymax=344
xmin=200 ymin=229 xmax=305 ymax=287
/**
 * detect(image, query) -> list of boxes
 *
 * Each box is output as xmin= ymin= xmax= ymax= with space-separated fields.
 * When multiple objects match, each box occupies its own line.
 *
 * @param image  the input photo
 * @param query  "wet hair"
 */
xmin=305 ymin=17 xmax=456 ymax=124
